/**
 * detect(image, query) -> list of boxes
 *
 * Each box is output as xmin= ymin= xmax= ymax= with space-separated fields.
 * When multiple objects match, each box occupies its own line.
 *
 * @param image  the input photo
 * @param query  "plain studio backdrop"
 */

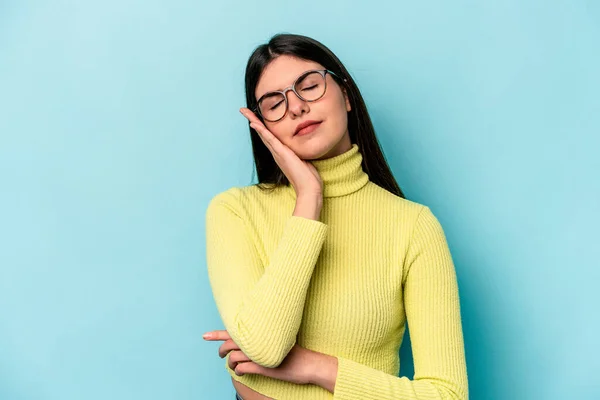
xmin=1 ymin=1 xmax=598 ymax=399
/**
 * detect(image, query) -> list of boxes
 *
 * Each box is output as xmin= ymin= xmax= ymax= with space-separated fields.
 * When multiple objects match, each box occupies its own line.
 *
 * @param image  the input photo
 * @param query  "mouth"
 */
xmin=294 ymin=120 xmax=322 ymax=136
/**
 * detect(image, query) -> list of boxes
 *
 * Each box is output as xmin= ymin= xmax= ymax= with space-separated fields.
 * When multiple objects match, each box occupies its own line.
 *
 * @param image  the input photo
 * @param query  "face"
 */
xmin=254 ymin=55 xmax=352 ymax=160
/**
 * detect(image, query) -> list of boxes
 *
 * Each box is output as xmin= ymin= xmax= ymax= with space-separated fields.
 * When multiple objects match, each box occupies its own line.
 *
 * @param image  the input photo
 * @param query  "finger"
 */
xmin=228 ymin=350 xmax=251 ymax=364
xmin=202 ymin=329 xmax=230 ymax=341
xmin=250 ymin=125 xmax=285 ymax=165
xmin=239 ymin=108 xmax=263 ymax=125
xmin=228 ymin=350 xmax=251 ymax=370
xmin=239 ymin=108 xmax=278 ymax=150
xmin=251 ymin=121 xmax=290 ymax=162
xmin=240 ymin=108 xmax=290 ymax=164
xmin=234 ymin=360 xmax=266 ymax=378
xmin=218 ymin=338 xmax=241 ymax=358
xmin=249 ymin=122 xmax=278 ymax=152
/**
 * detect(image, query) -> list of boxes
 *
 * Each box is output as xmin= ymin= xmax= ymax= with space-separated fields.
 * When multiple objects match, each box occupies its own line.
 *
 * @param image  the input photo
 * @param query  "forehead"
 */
xmin=255 ymin=55 xmax=325 ymax=99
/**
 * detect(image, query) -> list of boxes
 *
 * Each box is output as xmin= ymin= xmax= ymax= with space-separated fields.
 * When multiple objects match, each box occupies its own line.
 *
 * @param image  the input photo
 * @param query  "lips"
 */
xmin=294 ymin=120 xmax=322 ymax=136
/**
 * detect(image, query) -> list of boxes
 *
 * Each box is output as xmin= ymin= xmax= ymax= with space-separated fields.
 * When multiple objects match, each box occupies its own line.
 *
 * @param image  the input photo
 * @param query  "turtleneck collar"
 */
xmin=308 ymin=143 xmax=370 ymax=198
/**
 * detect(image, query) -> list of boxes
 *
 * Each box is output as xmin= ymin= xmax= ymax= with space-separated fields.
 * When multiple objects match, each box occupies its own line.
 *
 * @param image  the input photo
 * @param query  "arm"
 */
xmin=313 ymin=206 xmax=468 ymax=399
xmin=205 ymin=190 xmax=328 ymax=368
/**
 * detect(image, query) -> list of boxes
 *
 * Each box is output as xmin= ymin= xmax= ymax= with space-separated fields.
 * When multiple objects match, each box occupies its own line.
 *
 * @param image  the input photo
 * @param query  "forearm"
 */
xmin=310 ymin=352 xmax=339 ymax=394
xmin=207 ymin=195 xmax=329 ymax=368
xmin=231 ymin=262 xmax=317 ymax=366
xmin=231 ymin=196 xmax=324 ymax=364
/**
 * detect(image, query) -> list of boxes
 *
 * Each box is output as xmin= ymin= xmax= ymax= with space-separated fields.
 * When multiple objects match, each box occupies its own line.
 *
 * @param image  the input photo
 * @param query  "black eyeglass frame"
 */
xmin=252 ymin=69 xmax=346 ymax=122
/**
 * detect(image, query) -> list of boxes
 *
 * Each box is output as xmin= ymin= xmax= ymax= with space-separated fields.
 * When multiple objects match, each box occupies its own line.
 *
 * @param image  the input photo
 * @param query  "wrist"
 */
xmin=293 ymin=195 xmax=322 ymax=220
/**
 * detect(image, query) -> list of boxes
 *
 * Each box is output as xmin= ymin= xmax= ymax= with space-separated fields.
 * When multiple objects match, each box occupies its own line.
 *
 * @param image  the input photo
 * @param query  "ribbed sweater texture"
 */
xmin=205 ymin=143 xmax=468 ymax=399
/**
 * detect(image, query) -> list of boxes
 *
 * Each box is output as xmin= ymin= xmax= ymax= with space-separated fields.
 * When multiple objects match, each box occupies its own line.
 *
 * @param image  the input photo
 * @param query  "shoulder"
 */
xmin=363 ymin=182 xmax=445 ymax=238
xmin=206 ymin=183 xmax=287 ymax=217
xmin=365 ymin=181 xmax=429 ymax=217
xmin=207 ymin=186 xmax=244 ymax=208
xmin=207 ymin=185 xmax=252 ymax=215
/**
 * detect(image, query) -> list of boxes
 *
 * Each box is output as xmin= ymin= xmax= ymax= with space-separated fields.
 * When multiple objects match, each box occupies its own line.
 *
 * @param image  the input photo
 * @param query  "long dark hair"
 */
xmin=244 ymin=33 xmax=405 ymax=199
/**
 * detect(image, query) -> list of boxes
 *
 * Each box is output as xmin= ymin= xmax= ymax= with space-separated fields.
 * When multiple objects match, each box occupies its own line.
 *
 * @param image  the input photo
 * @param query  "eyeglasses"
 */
xmin=253 ymin=69 xmax=344 ymax=122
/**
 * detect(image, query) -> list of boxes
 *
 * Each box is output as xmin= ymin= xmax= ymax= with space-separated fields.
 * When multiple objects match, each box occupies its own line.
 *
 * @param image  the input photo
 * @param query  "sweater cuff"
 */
xmin=333 ymin=356 xmax=440 ymax=400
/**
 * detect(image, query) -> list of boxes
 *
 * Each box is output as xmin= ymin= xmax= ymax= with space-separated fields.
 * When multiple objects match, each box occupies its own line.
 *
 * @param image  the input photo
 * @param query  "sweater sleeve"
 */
xmin=205 ymin=191 xmax=328 ymax=368
xmin=332 ymin=206 xmax=469 ymax=399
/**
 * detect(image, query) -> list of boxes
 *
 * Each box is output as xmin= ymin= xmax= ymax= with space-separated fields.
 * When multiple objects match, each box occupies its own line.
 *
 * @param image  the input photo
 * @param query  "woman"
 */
xmin=203 ymin=33 xmax=469 ymax=400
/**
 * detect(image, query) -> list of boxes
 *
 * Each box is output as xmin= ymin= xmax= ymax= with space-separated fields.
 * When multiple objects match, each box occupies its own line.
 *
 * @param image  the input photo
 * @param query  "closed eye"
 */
xmin=270 ymin=100 xmax=284 ymax=110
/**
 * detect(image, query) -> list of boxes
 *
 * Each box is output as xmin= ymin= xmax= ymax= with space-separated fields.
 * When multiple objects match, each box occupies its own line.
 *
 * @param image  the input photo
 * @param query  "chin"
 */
xmin=292 ymin=139 xmax=339 ymax=161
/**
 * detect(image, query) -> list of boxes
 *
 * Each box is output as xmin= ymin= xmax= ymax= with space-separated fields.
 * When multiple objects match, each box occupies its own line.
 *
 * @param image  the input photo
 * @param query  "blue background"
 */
xmin=1 ymin=1 xmax=599 ymax=399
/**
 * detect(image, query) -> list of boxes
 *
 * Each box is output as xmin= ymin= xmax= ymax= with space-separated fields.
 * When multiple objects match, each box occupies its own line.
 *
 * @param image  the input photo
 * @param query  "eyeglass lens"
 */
xmin=258 ymin=71 xmax=326 ymax=121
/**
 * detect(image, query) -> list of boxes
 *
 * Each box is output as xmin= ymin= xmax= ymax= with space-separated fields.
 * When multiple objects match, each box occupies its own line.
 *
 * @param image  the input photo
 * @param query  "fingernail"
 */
xmin=203 ymin=333 xmax=212 ymax=339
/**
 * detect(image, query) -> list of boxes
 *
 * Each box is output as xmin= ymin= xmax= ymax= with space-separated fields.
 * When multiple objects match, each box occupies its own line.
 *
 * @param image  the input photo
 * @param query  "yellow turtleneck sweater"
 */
xmin=205 ymin=143 xmax=468 ymax=399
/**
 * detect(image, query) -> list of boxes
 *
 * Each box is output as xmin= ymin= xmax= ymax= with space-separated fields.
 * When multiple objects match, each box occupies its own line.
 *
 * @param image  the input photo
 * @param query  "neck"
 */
xmin=307 ymin=143 xmax=370 ymax=198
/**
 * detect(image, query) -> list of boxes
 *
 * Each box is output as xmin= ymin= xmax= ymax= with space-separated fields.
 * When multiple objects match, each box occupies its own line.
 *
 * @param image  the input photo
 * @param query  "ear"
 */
xmin=343 ymin=88 xmax=352 ymax=112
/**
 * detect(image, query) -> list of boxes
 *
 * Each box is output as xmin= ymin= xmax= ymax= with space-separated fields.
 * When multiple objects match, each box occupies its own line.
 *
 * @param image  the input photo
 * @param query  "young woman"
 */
xmin=203 ymin=33 xmax=469 ymax=400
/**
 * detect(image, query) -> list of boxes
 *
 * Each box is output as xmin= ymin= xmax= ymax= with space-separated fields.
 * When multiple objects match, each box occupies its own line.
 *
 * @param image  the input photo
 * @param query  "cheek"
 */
xmin=325 ymin=93 xmax=349 ymax=125
xmin=264 ymin=121 xmax=292 ymax=141
xmin=323 ymin=89 xmax=348 ymax=116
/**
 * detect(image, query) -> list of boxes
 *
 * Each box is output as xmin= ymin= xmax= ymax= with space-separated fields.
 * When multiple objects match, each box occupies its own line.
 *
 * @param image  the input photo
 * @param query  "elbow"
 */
xmin=422 ymin=375 xmax=467 ymax=400
xmin=231 ymin=323 xmax=295 ymax=368
xmin=250 ymin=348 xmax=289 ymax=368
xmin=240 ymin=341 xmax=292 ymax=368
xmin=446 ymin=389 xmax=468 ymax=400
xmin=433 ymin=382 xmax=468 ymax=400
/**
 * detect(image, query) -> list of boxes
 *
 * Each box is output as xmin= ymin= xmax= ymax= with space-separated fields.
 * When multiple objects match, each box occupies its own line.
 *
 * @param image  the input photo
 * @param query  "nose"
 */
xmin=286 ymin=89 xmax=309 ymax=118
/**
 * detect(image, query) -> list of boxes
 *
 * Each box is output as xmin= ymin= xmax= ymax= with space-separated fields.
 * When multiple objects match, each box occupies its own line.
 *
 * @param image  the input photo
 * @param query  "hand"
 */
xmin=203 ymin=329 xmax=327 ymax=386
xmin=240 ymin=108 xmax=323 ymax=198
